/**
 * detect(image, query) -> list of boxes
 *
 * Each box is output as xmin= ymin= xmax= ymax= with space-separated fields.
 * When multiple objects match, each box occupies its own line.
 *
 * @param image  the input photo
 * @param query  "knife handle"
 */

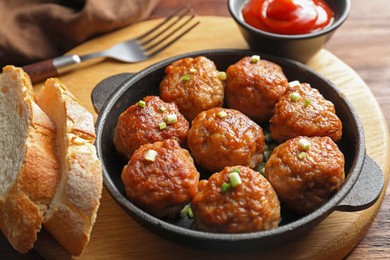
xmin=22 ymin=55 xmax=81 ymax=84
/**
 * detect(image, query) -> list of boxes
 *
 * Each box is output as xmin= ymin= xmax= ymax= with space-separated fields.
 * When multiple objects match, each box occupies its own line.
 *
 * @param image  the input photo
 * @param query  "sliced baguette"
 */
xmin=0 ymin=66 xmax=59 ymax=253
xmin=36 ymin=78 xmax=102 ymax=256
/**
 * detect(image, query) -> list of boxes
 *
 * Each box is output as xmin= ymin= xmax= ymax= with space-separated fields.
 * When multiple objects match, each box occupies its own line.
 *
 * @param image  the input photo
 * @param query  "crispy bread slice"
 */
xmin=0 ymin=66 xmax=59 ymax=253
xmin=36 ymin=78 xmax=102 ymax=256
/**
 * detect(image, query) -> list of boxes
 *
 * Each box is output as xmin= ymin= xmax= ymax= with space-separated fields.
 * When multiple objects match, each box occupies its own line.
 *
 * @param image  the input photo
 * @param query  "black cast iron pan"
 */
xmin=92 ymin=49 xmax=384 ymax=250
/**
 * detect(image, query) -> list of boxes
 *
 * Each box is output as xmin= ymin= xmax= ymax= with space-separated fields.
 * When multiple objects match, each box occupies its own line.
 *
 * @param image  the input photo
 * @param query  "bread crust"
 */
xmin=0 ymin=66 xmax=59 ymax=253
xmin=37 ymin=78 xmax=102 ymax=256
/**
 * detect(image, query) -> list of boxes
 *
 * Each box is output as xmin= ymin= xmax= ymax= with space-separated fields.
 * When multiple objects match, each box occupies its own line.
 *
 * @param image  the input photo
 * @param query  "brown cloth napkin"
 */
xmin=0 ymin=0 xmax=160 ymax=67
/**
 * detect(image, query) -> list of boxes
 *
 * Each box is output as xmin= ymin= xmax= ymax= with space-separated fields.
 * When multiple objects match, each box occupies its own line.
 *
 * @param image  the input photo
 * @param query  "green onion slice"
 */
xmin=187 ymin=207 xmax=194 ymax=218
xmin=229 ymin=171 xmax=242 ymax=187
xmin=145 ymin=149 xmax=158 ymax=161
xmin=158 ymin=122 xmax=167 ymax=130
xmin=221 ymin=168 xmax=242 ymax=192
xmin=159 ymin=106 xmax=166 ymax=112
xmin=179 ymin=206 xmax=188 ymax=217
xmin=289 ymin=80 xmax=301 ymax=87
xmin=230 ymin=168 xmax=240 ymax=174
xmin=180 ymin=205 xmax=193 ymax=218
xmin=250 ymin=55 xmax=260 ymax=63
xmin=290 ymin=92 xmax=301 ymax=102
xmin=218 ymin=71 xmax=227 ymax=80
xmin=165 ymin=114 xmax=178 ymax=124
xmin=298 ymin=151 xmax=307 ymax=160
xmin=181 ymin=74 xmax=190 ymax=81
xmin=217 ymin=111 xmax=228 ymax=118
xmin=221 ymin=182 xmax=232 ymax=192
xmin=138 ymin=100 xmax=146 ymax=108
xmin=298 ymin=138 xmax=311 ymax=150
xmin=304 ymin=98 xmax=311 ymax=107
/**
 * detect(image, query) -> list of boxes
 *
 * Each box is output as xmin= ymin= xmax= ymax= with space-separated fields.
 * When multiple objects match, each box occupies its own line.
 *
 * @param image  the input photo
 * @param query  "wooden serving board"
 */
xmin=29 ymin=17 xmax=389 ymax=259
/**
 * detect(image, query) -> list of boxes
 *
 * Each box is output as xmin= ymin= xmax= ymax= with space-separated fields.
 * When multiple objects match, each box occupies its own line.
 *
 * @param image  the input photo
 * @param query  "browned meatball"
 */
xmin=113 ymin=96 xmax=189 ymax=159
xmin=191 ymin=166 xmax=281 ymax=233
xmin=225 ymin=56 xmax=289 ymax=123
xmin=187 ymin=107 xmax=265 ymax=173
xmin=265 ymin=136 xmax=345 ymax=215
xmin=269 ymin=82 xmax=342 ymax=143
xmin=121 ymin=139 xmax=200 ymax=218
xmin=160 ymin=56 xmax=225 ymax=121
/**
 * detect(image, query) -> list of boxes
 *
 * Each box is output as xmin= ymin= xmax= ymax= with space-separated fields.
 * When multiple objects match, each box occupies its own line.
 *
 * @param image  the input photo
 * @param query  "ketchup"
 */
xmin=242 ymin=0 xmax=334 ymax=35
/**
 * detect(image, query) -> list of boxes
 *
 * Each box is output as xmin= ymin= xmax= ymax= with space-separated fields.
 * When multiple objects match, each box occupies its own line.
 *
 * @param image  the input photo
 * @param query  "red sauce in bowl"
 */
xmin=242 ymin=0 xmax=334 ymax=35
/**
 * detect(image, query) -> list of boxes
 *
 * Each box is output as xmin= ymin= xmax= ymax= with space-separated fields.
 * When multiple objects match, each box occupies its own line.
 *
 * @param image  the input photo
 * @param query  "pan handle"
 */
xmin=335 ymin=155 xmax=385 ymax=212
xmin=91 ymin=72 xmax=134 ymax=114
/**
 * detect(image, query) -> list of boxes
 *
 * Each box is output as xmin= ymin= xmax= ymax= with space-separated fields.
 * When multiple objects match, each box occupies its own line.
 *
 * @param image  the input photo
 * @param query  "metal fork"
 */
xmin=22 ymin=5 xmax=200 ymax=84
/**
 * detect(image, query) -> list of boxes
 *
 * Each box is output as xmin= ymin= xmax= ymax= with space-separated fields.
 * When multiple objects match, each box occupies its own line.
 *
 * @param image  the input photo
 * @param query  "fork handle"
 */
xmin=22 ymin=55 xmax=81 ymax=84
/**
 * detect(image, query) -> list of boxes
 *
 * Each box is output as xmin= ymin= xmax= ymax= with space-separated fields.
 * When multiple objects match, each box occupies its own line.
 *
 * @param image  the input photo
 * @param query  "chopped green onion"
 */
xmin=222 ymin=168 xmax=242 ymax=192
xmin=218 ymin=71 xmax=227 ymax=80
xmin=230 ymin=168 xmax=240 ymax=174
xmin=159 ymin=106 xmax=166 ymax=112
xmin=181 ymin=74 xmax=190 ymax=81
xmin=179 ymin=206 xmax=188 ymax=217
xmin=229 ymin=171 xmax=242 ymax=187
xmin=187 ymin=207 xmax=194 ymax=218
xmin=138 ymin=100 xmax=146 ymax=108
xmin=250 ymin=55 xmax=261 ymax=63
xmin=304 ymin=98 xmax=311 ymax=107
xmin=291 ymin=92 xmax=301 ymax=102
xmin=180 ymin=205 xmax=193 ymax=218
xmin=298 ymin=138 xmax=311 ymax=150
xmin=289 ymin=81 xmax=301 ymax=87
xmin=221 ymin=182 xmax=232 ymax=192
xmin=145 ymin=149 xmax=158 ymax=161
xmin=189 ymin=68 xmax=197 ymax=73
xmin=158 ymin=122 xmax=167 ymax=130
xmin=165 ymin=114 xmax=178 ymax=124
xmin=217 ymin=111 xmax=228 ymax=118
xmin=298 ymin=151 xmax=307 ymax=160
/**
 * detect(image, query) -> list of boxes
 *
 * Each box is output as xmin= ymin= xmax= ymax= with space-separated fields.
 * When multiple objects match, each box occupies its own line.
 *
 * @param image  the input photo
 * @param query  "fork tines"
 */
xmin=138 ymin=5 xmax=200 ymax=56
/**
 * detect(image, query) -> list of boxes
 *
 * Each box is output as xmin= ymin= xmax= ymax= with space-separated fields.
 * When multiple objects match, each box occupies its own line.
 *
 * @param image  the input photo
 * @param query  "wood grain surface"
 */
xmin=0 ymin=0 xmax=389 ymax=259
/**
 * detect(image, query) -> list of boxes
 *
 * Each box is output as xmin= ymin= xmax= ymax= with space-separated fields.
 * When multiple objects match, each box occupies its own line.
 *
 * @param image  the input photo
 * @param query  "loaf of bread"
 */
xmin=0 ymin=66 xmax=59 ymax=253
xmin=36 ymin=78 xmax=103 ymax=256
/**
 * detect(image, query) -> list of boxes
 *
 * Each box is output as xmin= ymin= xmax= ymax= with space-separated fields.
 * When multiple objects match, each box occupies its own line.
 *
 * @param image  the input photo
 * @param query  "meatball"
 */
xmin=265 ymin=136 xmax=345 ymax=215
xmin=225 ymin=56 xmax=289 ymax=123
xmin=187 ymin=107 xmax=265 ymax=173
xmin=160 ymin=56 xmax=225 ymax=121
xmin=113 ymin=96 xmax=189 ymax=159
xmin=121 ymin=139 xmax=200 ymax=218
xmin=269 ymin=82 xmax=342 ymax=143
xmin=191 ymin=166 xmax=281 ymax=233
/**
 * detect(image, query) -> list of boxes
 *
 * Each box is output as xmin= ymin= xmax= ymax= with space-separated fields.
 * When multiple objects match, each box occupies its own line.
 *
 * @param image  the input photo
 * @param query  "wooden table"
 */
xmin=1 ymin=0 xmax=389 ymax=259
